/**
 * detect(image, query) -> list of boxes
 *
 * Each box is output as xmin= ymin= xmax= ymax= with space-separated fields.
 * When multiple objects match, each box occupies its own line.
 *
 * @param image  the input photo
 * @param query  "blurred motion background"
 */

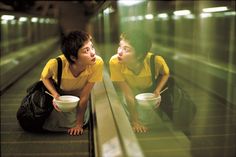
xmin=0 ymin=0 xmax=235 ymax=157
xmin=1 ymin=0 xmax=235 ymax=104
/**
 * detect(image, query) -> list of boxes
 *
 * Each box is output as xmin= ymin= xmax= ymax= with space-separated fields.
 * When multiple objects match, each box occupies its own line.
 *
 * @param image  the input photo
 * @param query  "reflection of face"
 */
xmin=76 ymin=40 xmax=96 ymax=65
xmin=117 ymin=40 xmax=135 ymax=63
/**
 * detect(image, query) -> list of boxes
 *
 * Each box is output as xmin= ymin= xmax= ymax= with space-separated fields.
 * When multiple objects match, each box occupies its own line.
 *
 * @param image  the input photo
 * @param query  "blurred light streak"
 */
xmin=145 ymin=14 xmax=153 ymax=20
xmin=200 ymin=13 xmax=212 ymax=18
xmin=19 ymin=17 xmax=28 ymax=22
xmin=118 ymin=0 xmax=145 ymax=6
xmin=202 ymin=6 xmax=228 ymax=13
xmin=173 ymin=10 xmax=191 ymax=16
xmin=1 ymin=15 xmax=15 ymax=20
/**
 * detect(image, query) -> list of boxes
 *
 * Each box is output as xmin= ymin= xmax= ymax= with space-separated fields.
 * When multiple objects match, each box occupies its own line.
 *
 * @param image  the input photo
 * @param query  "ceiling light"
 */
xmin=118 ymin=0 xmax=145 ymax=6
xmin=174 ymin=10 xmax=191 ymax=16
xmin=202 ymin=6 xmax=228 ymax=13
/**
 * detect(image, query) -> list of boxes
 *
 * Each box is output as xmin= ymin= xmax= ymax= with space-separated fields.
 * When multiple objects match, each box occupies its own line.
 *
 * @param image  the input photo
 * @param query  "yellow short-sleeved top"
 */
xmin=109 ymin=52 xmax=169 ymax=91
xmin=41 ymin=55 xmax=103 ymax=92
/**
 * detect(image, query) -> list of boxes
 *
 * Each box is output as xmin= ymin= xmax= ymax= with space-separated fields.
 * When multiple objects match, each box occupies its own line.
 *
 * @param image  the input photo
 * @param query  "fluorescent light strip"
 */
xmin=200 ymin=13 xmax=212 ymax=18
xmin=31 ymin=17 xmax=38 ymax=23
xmin=136 ymin=16 xmax=144 ymax=20
xmin=224 ymin=11 xmax=236 ymax=16
xmin=157 ymin=13 xmax=168 ymax=19
xmin=184 ymin=14 xmax=195 ymax=19
xmin=174 ymin=10 xmax=191 ymax=16
xmin=1 ymin=15 xmax=15 ymax=20
xmin=202 ymin=6 xmax=228 ymax=13
xmin=145 ymin=14 xmax=153 ymax=20
xmin=19 ymin=17 xmax=28 ymax=22
xmin=118 ymin=0 xmax=144 ymax=6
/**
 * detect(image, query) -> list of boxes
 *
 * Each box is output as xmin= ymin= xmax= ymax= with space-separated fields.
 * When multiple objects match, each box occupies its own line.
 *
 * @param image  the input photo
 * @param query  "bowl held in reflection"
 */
xmin=135 ymin=93 xmax=161 ymax=108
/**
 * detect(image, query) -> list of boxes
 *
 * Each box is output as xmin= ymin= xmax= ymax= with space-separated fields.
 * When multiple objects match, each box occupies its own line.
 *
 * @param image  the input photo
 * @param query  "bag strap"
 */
xmin=150 ymin=54 xmax=156 ymax=84
xmin=56 ymin=57 xmax=62 ymax=87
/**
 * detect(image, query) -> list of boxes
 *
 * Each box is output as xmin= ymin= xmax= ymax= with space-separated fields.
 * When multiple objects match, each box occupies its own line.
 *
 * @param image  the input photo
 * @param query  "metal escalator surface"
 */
xmin=0 ymin=53 xmax=92 ymax=157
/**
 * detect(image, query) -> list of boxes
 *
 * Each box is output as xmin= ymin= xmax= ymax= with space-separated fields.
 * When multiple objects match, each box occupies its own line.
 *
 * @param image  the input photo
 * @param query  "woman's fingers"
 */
xmin=132 ymin=122 xmax=148 ymax=133
xmin=68 ymin=126 xmax=84 ymax=136
xmin=52 ymin=101 xmax=62 ymax=112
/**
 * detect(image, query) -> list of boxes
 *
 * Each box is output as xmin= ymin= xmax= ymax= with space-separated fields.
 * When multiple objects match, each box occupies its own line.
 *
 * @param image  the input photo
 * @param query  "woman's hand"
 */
xmin=52 ymin=100 xmax=62 ymax=112
xmin=53 ymin=93 xmax=60 ymax=100
xmin=154 ymin=90 xmax=160 ymax=97
xmin=153 ymin=90 xmax=162 ymax=109
xmin=131 ymin=121 xmax=148 ymax=133
xmin=68 ymin=124 xmax=83 ymax=136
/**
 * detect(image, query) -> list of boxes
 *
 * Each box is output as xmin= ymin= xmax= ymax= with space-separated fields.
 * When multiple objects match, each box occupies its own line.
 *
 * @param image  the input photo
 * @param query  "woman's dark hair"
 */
xmin=120 ymin=29 xmax=152 ymax=61
xmin=61 ymin=30 xmax=91 ymax=64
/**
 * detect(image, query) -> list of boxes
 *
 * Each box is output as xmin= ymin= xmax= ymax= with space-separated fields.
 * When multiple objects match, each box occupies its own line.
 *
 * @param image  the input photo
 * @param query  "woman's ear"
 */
xmin=70 ymin=55 xmax=77 ymax=62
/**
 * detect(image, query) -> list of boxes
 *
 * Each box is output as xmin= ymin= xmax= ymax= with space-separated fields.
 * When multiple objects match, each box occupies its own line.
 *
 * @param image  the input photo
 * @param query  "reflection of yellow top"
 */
xmin=109 ymin=52 xmax=169 ymax=91
xmin=41 ymin=55 xmax=103 ymax=93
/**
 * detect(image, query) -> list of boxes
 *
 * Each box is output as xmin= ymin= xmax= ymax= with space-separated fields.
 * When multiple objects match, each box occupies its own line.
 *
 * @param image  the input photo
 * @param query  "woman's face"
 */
xmin=117 ymin=40 xmax=135 ymax=63
xmin=76 ymin=40 xmax=96 ymax=65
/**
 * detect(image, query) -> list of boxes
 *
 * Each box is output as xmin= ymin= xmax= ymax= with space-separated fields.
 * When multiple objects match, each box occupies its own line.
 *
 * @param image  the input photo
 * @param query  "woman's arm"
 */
xmin=154 ymin=56 xmax=170 ymax=96
xmin=116 ymin=81 xmax=137 ymax=122
xmin=115 ymin=81 xmax=147 ymax=133
xmin=42 ymin=78 xmax=60 ymax=98
xmin=42 ymin=78 xmax=62 ymax=111
xmin=68 ymin=82 xmax=95 ymax=135
xmin=77 ymin=82 xmax=95 ymax=124
xmin=154 ymin=74 xmax=169 ymax=96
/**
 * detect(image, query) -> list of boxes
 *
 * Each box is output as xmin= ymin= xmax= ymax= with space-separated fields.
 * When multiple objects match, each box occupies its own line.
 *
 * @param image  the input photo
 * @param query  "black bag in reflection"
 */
xmin=16 ymin=57 xmax=62 ymax=132
xmin=161 ymin=77 xmax=197 ymax=128
xmin=149 ymin=54 xmax=196 ymax=128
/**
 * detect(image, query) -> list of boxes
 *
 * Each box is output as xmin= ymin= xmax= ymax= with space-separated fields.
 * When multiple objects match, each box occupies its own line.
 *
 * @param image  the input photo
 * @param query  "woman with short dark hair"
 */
xmin=109 ymin=30 xmax=169 ymax=133
xmin=41 ymin=30 xmax=103 ymax=135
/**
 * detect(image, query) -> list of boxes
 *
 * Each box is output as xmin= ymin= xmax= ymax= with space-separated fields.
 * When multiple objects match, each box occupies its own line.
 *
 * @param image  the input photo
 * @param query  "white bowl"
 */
xmin=53 ymin=95 xmax=80 ymax=112
xmin=135 ymin=93 xmax=161 ymax=108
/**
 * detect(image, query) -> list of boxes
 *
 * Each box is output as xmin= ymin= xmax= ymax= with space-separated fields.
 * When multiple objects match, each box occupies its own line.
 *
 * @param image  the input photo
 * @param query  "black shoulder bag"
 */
xmin=149 ymin=54 xmax=177 ymax=118
xmin=150 ymin=54 xmax=196 ymax=129
xmin=16 ymin=57 xmax=62 ymax=132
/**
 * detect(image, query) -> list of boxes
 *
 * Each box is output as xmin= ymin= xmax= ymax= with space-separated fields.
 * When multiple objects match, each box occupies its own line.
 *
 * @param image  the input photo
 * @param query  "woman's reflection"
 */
xmin=109 ymin=30 xmax=169 ymax=133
